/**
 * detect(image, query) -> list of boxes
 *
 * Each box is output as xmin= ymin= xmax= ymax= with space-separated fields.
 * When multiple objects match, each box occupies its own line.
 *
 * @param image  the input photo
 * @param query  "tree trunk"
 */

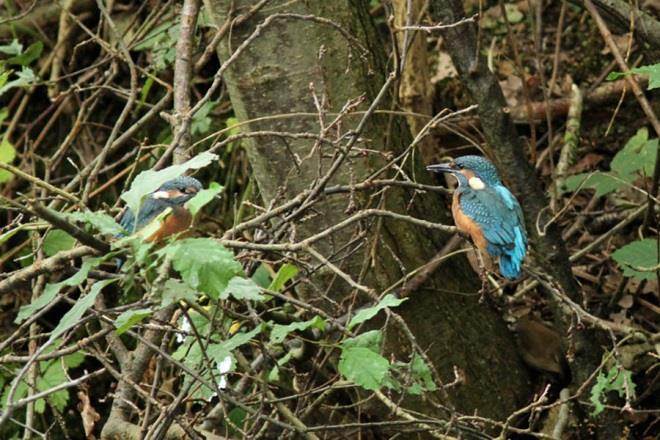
xmin=204 ymin=0 xmax=532 ymax=424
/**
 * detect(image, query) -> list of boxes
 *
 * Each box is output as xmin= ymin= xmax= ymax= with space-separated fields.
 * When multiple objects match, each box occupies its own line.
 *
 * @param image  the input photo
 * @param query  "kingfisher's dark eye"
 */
xmin=454 ymin=162 xmax=463 ymax=169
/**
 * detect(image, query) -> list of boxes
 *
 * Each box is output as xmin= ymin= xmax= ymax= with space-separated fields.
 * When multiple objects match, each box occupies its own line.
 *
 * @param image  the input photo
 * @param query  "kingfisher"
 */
xmin=118 ymin=176 xmax=202 ymax=242
xmin=427 ymin=155 xmax=527 ymax=279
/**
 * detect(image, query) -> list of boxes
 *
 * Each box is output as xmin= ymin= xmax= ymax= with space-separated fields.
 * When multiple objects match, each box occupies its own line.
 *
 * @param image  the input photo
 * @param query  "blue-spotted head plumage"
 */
xmin=119 ymin=176 xmax=202 ymax=235
xmin=426 ymin=155 xmax=502 ymax=188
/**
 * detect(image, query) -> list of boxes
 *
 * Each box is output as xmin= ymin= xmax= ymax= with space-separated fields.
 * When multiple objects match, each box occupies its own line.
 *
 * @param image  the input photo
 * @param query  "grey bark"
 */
xmin=204 ymin=0 xmax=532 ymax=427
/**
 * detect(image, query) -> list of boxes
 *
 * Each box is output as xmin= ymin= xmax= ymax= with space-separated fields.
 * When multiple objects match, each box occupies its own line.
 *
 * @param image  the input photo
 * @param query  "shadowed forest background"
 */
xmin=0 ymin=0 xmax=658 ymax=439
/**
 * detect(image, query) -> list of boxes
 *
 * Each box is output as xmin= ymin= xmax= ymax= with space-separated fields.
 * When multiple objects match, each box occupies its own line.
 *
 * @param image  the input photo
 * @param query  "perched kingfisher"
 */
xmin=427 ymin=156 xmax=527 ymax=279
xmin=118 ymin=176 xmax=202 ymax=242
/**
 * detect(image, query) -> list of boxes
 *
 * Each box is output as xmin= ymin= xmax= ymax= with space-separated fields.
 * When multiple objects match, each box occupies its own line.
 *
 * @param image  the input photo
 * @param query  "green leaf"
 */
xmin=270 ymin=316 xmax=325 ymax=344
xmin=342 ymin=329 xmax=383 ymax=353
xmin=561 ymin=173 xmax=622 ymax=197
xmin=348 ymin=294 xmax=407 ymax=330
xmin=203 ymin=325 xmax=261 ymax=371
xmin=131 ymin=207 xmax=172 ymax=238
xmin=0 ymin=39 xmax=22 ymax=55
xmin=163 ymin=238 xmax=243 ymax=300
xmin=609 ymin=63 xmax=660 ymax=90
xmin=251 ymin=264 xmax=272 ymax=288
xmin=338 ymin=330 xmax=391 ymax=391
xmin=66 ymin=211 xmax=124 ymax=236
xmin=227 ymin=408 xmax=247 ymax=435
xmin=225 ymin=117 xmax=241 ymax=136
xmin=191 ymin=100 xmax=217 ymax=135
xmin=15 ymin=257 xmax=104 ymax=323
xmin=114 ymin=308 xmax=153 ymax=335
xmin=612 ymin=239 xmax=659 ymax=280
xmin=633 ymin=63 xmax=660 ymax=89
xmin=43 ymin=229 xmax=75 ymax=257
xmin=48 ymin=278 xmax=117 ymax=342
xmin=590 ymin=366 xmax=636 ymax=415
xmin=0 ymin=137 xmax=16 ymax=183
xmin=339 ymin=347 xmax=390 ymax=391
xmin=1 ymin=348 xmax=85 ymax=412
xmin=0 ymin=224 xmax=24 ymax=245
xmin=0 ymin=107 xmax=8 ymax=125
xmin=186 ymin=181 xmax=223 ymax=216
xmin=134 ymin=22 xmax=170 ymax=51
xmin=5 ymin=41 xmax=43 ymax=66
xmin=268 ymin=263 xmax=299 ymax=292
xmin=120 ymin=151 xmax=217 ymax=217
xmin=138 ymin=75 xmax=155 ymax=109
xmin=504 ymin=4 xmax=523 ymax=23
xmin=0 ymin=66 xmax=38 ymax=96
xmin=409 ymin=354 xmax=437 ymax=394
xmin=222 ymin=325 xmax=262 ymax=351
xmin=222 ymin=276 xmax=264 ymax=301
xmin=0 ymin=69 xmax=9 ymax=90
xmin=161 ymin=278 xmax=199 ymax=306
xmin=268 ymin=365 xmax=280 ymax=382
xmin=611 ymin=128 xmax=658 ymax=179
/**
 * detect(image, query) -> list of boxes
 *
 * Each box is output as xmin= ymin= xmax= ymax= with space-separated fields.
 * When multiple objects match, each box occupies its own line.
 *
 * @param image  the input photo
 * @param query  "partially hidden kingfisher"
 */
xmin=427 ymin=155 xmax=527 ymax=279
xmin=118 ymin=176 xmax=202 ymax=242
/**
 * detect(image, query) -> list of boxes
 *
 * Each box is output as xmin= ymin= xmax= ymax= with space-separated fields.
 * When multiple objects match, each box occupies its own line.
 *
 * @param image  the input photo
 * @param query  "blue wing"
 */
xmin=117 ymin=199 xmax=166 ymax=236
xmin=459 ymin=186 xmax=527 ymax=278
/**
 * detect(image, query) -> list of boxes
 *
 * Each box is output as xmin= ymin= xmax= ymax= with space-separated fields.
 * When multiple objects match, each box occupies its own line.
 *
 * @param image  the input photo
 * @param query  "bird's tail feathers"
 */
xmin=499 ymin=227 xmax=526 ymax=279
xmin=498 ymin=255 xmax=521 ymax=279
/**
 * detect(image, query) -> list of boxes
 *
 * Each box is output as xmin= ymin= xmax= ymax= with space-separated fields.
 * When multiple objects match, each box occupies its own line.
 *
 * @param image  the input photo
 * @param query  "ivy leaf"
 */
xmin=348 ymin=294 xmax=407 ymax=330
xmin=120 ymin=151 xmax=217 ymax=217
xmin=222 ymin=276 xmax=264 ymax=301
xmin=612 ymin=239 xmax=659 ymax=280
xmin=43 ymin=229 xmax=75 ymax=257
xmin=186 ymin=181 xmax=223 ymax=216
xmin=270 ymin=316 xmax=325 ymax=344
xmin=163 ymin=238 xmax=243 ymax=300
xmin=114 ymin=308 xmax=153 ymax=335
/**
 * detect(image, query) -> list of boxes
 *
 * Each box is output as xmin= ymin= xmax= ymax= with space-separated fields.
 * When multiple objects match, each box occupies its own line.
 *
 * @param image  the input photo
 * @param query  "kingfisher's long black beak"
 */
xmin=426 ymin=163 xmax=458 ymax=174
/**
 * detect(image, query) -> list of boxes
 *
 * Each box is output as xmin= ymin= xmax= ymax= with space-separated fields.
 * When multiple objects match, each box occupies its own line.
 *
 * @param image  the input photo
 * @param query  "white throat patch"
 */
xmin=152 ymin=190 xmax=172 ymax=199
xmin=468 ymin=176 xmax=486 ymax=190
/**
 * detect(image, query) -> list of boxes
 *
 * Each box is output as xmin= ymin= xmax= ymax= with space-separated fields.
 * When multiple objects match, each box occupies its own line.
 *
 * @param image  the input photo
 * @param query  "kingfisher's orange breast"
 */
xmin=452 ymin=193 xmax=487 ymax=251
xmin=145 ymin=206 xmax=193 ymax=242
